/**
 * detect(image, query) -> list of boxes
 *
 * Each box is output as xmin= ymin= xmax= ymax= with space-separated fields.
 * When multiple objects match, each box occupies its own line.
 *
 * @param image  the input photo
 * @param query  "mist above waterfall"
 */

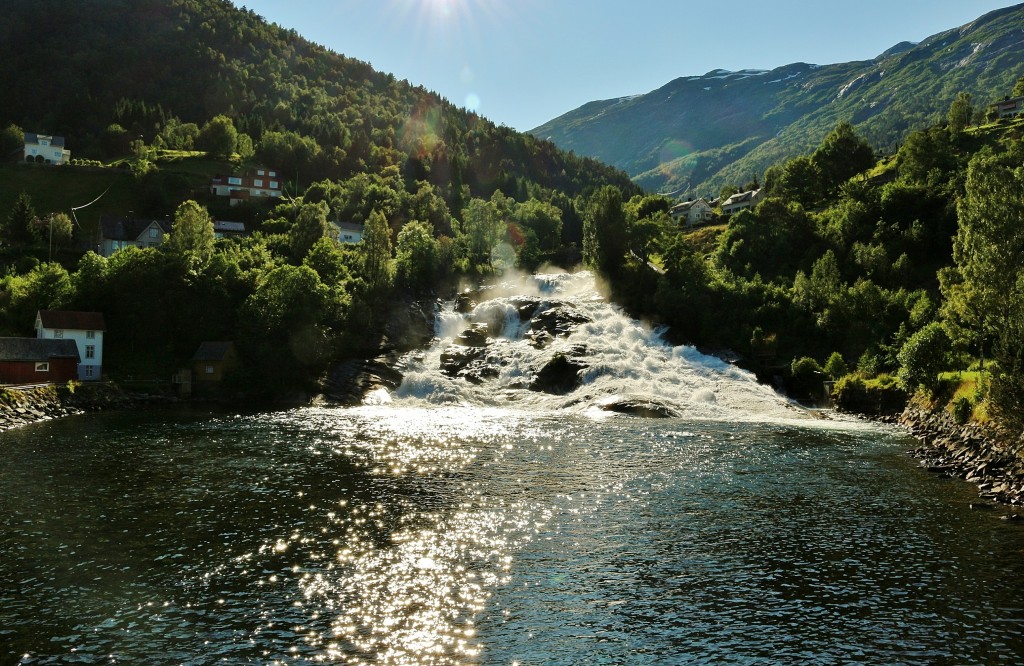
xmin=389 ymin=271 xmax=803 ymax=421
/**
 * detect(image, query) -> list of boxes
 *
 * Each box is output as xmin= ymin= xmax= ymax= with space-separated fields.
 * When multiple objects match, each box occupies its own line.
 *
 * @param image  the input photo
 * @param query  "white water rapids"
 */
xmin=378 ymin=271 xmax=806 ymax=422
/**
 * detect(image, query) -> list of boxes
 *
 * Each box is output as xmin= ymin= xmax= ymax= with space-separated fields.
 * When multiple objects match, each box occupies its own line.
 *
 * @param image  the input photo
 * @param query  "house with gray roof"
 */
xmin=24 ymin=133 xmax=71 ymax=165
xmin=98 ymin=215 xmax=172 ymax=257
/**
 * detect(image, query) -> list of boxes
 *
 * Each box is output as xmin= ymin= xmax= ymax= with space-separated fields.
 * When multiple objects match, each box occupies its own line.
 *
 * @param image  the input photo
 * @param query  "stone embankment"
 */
xmin=0 ymin=383 xmax=131 ymax=431
xmin=901 ymin=406 xmax=1024 ymax=512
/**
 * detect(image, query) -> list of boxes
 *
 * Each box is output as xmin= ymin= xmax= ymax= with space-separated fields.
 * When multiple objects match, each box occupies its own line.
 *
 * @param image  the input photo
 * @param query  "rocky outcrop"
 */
xmin=901 ymin=406 xmax=1024 ymax=510
xmin=439 ymin=344 xmax=499 ymax=384
xmin=0 ymin=383 xmax=132 ymax=431
xmin=598 ymin=395 xmax=683 ymax=418
xmin=382 ymin=300 xmax=437 ymax=353
xmin=321 ymin=353 xmax=405 ymax=404
xmin=528 ymin=304 xmax=591 ymax=339
xmin=530 ymin=349 xmax=588 ymax=394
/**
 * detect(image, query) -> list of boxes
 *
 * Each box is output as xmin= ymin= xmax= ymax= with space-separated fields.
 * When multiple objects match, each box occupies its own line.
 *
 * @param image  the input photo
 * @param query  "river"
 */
xmin=3 ymin=272 xmax=1024 ymax=664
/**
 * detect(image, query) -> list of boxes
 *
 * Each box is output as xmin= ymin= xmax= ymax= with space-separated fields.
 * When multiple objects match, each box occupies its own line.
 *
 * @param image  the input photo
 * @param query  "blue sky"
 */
xmin=236 ymin=1 xmax=1020 ymax=131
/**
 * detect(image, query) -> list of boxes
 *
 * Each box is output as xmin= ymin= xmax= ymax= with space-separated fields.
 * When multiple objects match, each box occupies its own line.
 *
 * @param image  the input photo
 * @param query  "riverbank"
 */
xmin=900 ymin=405 xmax=1024 ymax=512
xmin=0 ymin=382 xmax=133 ymax=432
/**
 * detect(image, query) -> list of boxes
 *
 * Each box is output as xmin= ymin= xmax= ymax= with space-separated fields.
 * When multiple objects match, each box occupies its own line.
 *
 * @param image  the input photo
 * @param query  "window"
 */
xmin=53 ymin=330 xmax=63 ymax=338
xmin=205 ymin=365 xmax=215 ymax=374
xmin=84 ymin=366 xmax=94 ymax=378
xmin=270 ymin=181 xmax=279 ymax=189
xmin=268 ymin=170 xmax=277 ymax=177
xmin=253 ymin=179 xmax=263 ymax=187
xmin=149 ymin=228 xmax=158 ymax=238
xmin=227 ymin=176 xmax=242 ymax=185
xmin=85 ymin=345 xmax=95 ymax=359
xmin=35 ymin=362 xmax=49 ymax=372
xmin=86 ymin=330 xmax=95 ymax=339
xmin=257 ymin=169 xmax=265 ymax=176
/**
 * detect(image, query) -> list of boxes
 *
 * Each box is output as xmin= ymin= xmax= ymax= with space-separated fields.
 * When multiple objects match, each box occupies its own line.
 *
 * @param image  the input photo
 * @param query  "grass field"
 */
xmin=0 ymin=154 xmax=235 ymax=250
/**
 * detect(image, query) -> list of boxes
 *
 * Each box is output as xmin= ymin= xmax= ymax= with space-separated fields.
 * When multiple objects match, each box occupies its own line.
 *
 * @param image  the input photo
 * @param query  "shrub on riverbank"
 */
xmin=832 ymin=373 xmax=908 ymax=415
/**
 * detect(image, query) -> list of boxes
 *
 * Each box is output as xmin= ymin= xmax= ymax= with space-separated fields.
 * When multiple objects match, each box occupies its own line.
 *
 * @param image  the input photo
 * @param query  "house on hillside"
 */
xmin=721 ymin=189 xmax=764 ymax=216
xmin=98 ymin=215 xmax=172 ymax=256
xmin=24 ymin=133 xmax=71 ymax=165
xmin=331 ymin=222 xmax=365 ymax=244
xmin=213 ymin=220 xmax=246 ymax=239
xmin=0 ymin=338 xmax=80 ymax=384
xmin=34 ymin=310 xmax=106 ymax=381
xmin=989 ymin=95 xmax=1024 ymax=120
xmin=191 ymin=341 xmax=238 ymax=385
xmin=210 ymin=167 xmax=283 ymax=205
xmin=669 ymin=198 xmax=713 ymax=227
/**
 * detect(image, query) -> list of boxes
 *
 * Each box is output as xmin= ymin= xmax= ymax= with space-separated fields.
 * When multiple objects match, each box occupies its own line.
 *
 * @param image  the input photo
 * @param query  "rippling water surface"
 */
xmin=3 ymin=407 xmax=1024 ymax=664
xmin=5 ymin=273 xmax=1024 ymax=664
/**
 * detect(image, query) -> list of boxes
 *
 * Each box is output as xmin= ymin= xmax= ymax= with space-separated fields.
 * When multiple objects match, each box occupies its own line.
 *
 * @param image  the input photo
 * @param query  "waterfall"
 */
xmin=388 ymin=271 xmax=804 ymax=420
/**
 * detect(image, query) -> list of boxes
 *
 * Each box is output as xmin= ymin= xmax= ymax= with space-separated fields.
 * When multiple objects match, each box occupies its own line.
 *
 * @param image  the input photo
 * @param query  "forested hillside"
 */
xmin=0 ymin=0 xmax=635 ymax=203
xmin=0 ymin=0 xmax=638 ymax=393
xmin=531 ymin=3 xmax=1024 ymax=195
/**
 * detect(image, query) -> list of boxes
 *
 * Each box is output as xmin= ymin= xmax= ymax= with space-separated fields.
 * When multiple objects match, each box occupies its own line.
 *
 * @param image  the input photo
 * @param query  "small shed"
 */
xmin=0 ymin=338 xmax=81 ymax=384
xmin=191 ymin=341 xmax=238 ymax=383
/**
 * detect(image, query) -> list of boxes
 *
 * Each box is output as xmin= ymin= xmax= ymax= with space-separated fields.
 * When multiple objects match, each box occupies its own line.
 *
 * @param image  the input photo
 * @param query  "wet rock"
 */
xmin=440 ymin=345 xmax=486 ymax=377
xmin=455 ymin=291 xmax=478 ymax=313
xmin=530 ymin=352 xmax=587 ymax=394
xmin=513 ymin=298 xmax=540 ymax=322
xmin=599 ymin=396 xmax=682 ymax=418
xmin=455 ymin=323 xmax=491 ymax=347
xmin=902 ymin=405 xmax=1024 ymax=509
xmin=528 ymin=304 xmax=592 ymax=339
xmin=382 ymin=300 xmax=437 ymax=352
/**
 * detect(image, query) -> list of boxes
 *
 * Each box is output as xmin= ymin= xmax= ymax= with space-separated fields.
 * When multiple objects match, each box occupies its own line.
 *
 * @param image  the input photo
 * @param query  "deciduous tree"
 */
xmin=165 ymin=200 xmax=215 ymax=273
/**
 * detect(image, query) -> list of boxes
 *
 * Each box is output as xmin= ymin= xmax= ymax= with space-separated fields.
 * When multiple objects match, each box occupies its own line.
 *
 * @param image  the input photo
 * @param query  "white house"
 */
xmin=669 ymin=198 xmax=714 ymax=226
xmin=721 ymin=189 xmax=764 ymax=216
xmin=24 ymin=133 xmax=71 ymax=165
xmin=990 ymin=95 xmax=1024 ymax=120
xmin=34 ymin=310 xmax=106 ymax=381
xmin=332 ymin=222 xmax=365 ymax=244
xmin=214 ymin=220 xmax=246 ymax=239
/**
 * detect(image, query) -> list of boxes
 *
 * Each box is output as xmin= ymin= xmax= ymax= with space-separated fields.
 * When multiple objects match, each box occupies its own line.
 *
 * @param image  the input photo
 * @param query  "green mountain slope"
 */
xmin=531 ymin=3 xmax=1024 ymax=195
xmin=0 ymin=0 xmax=636 ymax=204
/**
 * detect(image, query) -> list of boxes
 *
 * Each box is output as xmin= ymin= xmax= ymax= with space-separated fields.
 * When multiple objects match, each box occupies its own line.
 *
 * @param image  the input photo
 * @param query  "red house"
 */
xmin=0 ymin=338 xmax=81 ymax=384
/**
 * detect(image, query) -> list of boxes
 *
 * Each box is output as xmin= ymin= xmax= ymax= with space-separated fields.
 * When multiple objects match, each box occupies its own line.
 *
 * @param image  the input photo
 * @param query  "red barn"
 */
xmin=0 ymin=338 xmax=81 ymax=384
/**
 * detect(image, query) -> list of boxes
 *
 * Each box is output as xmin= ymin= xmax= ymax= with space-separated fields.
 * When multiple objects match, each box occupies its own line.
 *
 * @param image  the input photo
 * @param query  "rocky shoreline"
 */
xmin=900 ymin=405 xmax=1024 ymax=515
xmin=0 ymin=383 xmax=133 ymax=432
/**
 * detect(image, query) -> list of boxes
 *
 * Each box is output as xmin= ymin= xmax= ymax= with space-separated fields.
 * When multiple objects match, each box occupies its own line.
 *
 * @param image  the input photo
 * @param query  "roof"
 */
xmin=100 ymin=215 xmax=171 ymax=242
xmin=0 ymin=338 xmax=80 ymax=362
xmin=24 ymin=133 xmax=65 ymax=147
xmin=336 ymin=222 xmax=365 ymax=232
xmin=723 ymin=189 xmax=762 ymax=207
xmin=37 ymin=310 xmax=106 ymax=331
xmin=191 ymin=341 xmax=236 ymax=362
xmin=670 ymin=199 xmax=709 ymax=214
xmin=214 ymin=220 xmax=246 ymax=233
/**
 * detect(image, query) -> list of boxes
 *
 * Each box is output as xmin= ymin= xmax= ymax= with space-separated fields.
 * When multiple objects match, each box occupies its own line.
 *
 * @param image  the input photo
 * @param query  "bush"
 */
xmin=823 ymin=351 xmax=849 ymax=380
xmin=897 ymin=322 xmax=951 ymax=393
xmin=951 ymin=396 xmax=973 ymax=424
xmin=832 ymin=373 xmax=909 ymax=415
xmin=788 ymin=356 xmax=825 ymax=402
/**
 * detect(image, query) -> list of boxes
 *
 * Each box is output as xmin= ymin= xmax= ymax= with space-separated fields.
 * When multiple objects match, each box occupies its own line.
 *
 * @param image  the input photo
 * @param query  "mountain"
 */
xmin=531 ymin=4 xmax=1024 ymax=196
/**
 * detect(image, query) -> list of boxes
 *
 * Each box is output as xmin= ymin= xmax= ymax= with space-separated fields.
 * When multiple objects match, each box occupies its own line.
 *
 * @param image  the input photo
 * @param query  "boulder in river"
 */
xmin=598 ymin=395 xmax=683 ymax=418
xmin=530 ymin=352 xmax=587 ymax=394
